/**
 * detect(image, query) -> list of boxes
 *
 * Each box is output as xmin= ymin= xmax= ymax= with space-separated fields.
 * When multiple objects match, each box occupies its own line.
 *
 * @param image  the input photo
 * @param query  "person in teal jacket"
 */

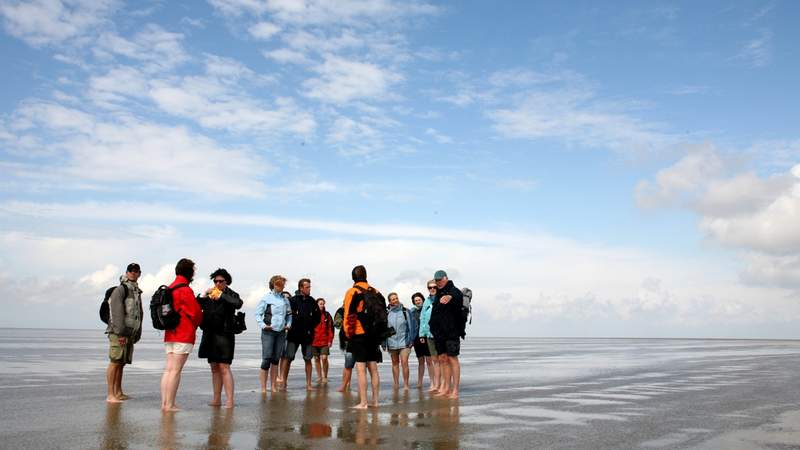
xmin=420 ymin=280 xmax=441 ymax=392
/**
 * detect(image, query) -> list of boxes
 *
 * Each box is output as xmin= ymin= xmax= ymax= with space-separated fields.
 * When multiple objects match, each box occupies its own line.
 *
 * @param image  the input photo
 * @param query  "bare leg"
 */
xmin=321 ymin=355 xmax=329 ymax=382
xmin=353 ymin=362 xmax=368 ymax=409
xmin=390 ymin=352 xmax=400 ymax=389
xmin=448 ymin=356 xmax=460 ymax=399
xmin=425 ymin=356 xmax=435 ymax=389
xmin=270 ymin=364 xmax=279 ymax=392
xmin=106 ymin=362 xmax=123 ymax=403
xmin=279 ymin=358 xmax=290 ymax=390
xmin=416 ymin=357 xmax=425 ymax=388
xmin=337 ymin=367 xmax=352 ymax=392
xmin=368 ymin=361 xmax=380 ymax=407
xmin=314 ymin=356 xmax=322 ymax=383
xmin=259 ymin=365 xmax=268 ymax=393
xmin=401 ymin=351 xmax=410 ymax=390
xmin=435 ymin=354 xmax=450 ymax=396
xmin=219 ymin=363 xmax=234 ymax=408
xmin=209 ymin=363 xmax=222 ymax=406
xmin=116 ymin=364 xmax=126 ymax=399
xmin=161 ymin=352 xmax=189 ymax=411
xmin=305 ymin=360 xmax=316 ymax=391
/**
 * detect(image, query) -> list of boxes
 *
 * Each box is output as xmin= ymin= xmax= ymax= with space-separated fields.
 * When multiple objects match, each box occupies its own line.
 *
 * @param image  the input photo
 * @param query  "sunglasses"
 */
xmin=213 ymin=279 xmax=226 ymax=284
xmin=427 ymin=286 xmax=436 ymax=290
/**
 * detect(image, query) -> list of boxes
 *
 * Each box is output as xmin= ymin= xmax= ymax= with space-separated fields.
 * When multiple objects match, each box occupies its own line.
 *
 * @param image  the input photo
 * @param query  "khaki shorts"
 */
xmin=388 ymin=347 xmax=411 ymax=358
xmin=108 ymin=333 xmax=134 ymax=365
xmin=164 ymin=342 xmax=194 ymax=355
xmin=426 ymin=337 xmax=438 ymax=357
xmin=312 ymin=345 xmax=330 ymax=357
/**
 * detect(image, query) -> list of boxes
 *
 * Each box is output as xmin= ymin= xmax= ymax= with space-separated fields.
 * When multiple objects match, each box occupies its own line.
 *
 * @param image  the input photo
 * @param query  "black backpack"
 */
xmin=149 ymin=284 xmax=187 ymax=330
xmin=347 ymin=285 xmax=394 ymax=340
xmin=100 ymin=283 xmax=129 ymax=325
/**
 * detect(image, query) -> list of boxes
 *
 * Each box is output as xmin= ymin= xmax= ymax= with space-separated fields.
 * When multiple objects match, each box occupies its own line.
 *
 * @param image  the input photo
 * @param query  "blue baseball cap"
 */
xmin=434 ymin=270 xmax=447 ymax=280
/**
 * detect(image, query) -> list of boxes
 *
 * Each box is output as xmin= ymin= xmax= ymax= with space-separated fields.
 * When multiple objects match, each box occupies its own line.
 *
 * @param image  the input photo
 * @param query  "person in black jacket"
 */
xmin=280 ymin=278 xmax=321 ymax=391
xmin=428 ymin=270 xmax=464 ymax=399
xmin=197 ymin=268 xmax=243 ymax=408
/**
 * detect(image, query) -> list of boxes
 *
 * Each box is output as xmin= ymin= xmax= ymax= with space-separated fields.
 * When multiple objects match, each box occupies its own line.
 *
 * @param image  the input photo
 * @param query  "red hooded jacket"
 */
xmin=163 ymin=276 xmax=203 ymax=344
xmin=312 ymin=310 xmax=334 ymax=347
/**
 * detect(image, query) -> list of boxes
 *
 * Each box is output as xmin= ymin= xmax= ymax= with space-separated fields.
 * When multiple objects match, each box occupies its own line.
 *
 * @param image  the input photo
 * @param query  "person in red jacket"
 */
xmin=160 ymin=258 xmax=203 ymax=412
xmin=311 ymin=298 xmax=334 ymax=384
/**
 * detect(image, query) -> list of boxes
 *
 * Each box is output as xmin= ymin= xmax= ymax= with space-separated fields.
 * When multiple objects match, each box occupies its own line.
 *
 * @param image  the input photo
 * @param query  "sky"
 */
xmin=1 ymin=0 xmax=799 ymax=338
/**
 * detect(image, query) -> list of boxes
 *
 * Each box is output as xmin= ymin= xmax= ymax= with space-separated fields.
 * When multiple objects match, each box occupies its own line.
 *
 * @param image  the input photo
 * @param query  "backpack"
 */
xmin=461 ymin=287 xmax=473 ymax=326
xmin=347 ymin=285 xmax=393 ymax=340
xmin=149 ymin=284 xmax=187 ymax=330
xmin=100 ymin=283 xmax=129 ymax=325
xmin=263 ymin=304 xmax=273 ymax=327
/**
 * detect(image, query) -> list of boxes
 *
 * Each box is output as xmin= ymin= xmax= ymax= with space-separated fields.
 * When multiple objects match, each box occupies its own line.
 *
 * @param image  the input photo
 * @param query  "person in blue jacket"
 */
xmin=255 ymin=275 xmax=292 ymax=393
xmin=383 ymin=292 xmax=418 ymax=390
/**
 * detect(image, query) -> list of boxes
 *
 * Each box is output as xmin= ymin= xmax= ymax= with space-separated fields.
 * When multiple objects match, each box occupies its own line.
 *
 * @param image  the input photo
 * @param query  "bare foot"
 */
xmin=270 ymin=386 xmax=278 ymax=393
xmin=118 ymin=394 xmax=130 ymax=400
xmin=434 ymin=390 xmax=449 ymax=397
xmin=306 ymin=385 xmax=317 ymax=391
xmin=208 ymin=401 xmax=221 ymax=407
xmin=224 ymin=403 xmax=234 ymax=409
xmin=106 ymin=396 xmax=123 ymax=403
xmin=403 ymin=385 xmax=410 ymax=391
xmin=261 ymin=389 xmax=267 ymax=394
xmin=448 ymin=392 xmax=459 ymax=399
xmin=428 ymin=387 xmax=438 ymax=393
xmin=322 ymin=378 xmax=328 ymax=385
xmin=369 ymin=401 xmax=379 ymax=408
xmin=352 ymin=403 xmax=368 ymax=410
xmin=336 ymin=385 xmax=345 ymax=392
xmin=392 ymin=384 xmax=399 ymax=390
xmin=162 ymin=405 xmax=181 ymax=412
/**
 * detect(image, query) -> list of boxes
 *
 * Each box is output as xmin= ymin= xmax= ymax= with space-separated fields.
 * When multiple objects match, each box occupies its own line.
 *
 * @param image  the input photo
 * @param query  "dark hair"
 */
xmin=175 ymin=258 xmax=195 ymax=282
xmin=298 ymin=278 xmax=311 ymax=290
xmin=412 ymin=292 xmax=424 ymax=302
xmin=351 ymin=265 xmax=367 ymax=282
xmin=210 ymin=268 xmax=232 ymax=285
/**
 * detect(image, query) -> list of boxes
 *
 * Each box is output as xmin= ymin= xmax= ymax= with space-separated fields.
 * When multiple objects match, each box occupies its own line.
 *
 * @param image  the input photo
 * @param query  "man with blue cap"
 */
xmin=428 ymin=269 xmax=464 ymax=399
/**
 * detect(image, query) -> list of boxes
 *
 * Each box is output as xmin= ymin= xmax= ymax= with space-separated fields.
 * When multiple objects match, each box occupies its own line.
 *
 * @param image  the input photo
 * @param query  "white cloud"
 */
xmin=3 ymin=101 xmax=273 ymax=198
xmin=79 ymin=263 xmax=119 ymax=288
xmin=303 ymin=55 xmax=402 ymax=104
xmin=488 ymin=84 xmax=671 ymax=155
xmin=0 ymin=0 xmax=118 ymax=47
xmin=424 ymin=127 xmax=452 ymax=144
xmin=734 ymin=30 xmax=773 ymax=68
xmin=94 ymin=24 xmax=188 ymax=71
xmin=263 ymin=48 xmax=312 ymax=65
xmin=637 ymin=144 xmax=800 ymax=288
xmin=248 ymin=21 xmax=280 ymax=39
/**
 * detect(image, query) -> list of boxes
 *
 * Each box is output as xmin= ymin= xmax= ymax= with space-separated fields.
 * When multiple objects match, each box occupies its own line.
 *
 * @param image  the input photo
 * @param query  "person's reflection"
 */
xmin=300 ymin=387 xmax=332 ymax=439
xmin=101 ymin=403 xmax=128 ymax=450
xmin=431 ymin=404 xmax=461 ymax=449
xmin=206 ymin=408 xmax=234 ymax=448
xmin=390 ymin=389 xmax=410 ymax=427
xmin=159 ymin=411 xmax=177 ymax=450
xmin=256 ymin=390 xmax=290 ymax=448
xmin=354 ymin=409 xmax=381 ymax=445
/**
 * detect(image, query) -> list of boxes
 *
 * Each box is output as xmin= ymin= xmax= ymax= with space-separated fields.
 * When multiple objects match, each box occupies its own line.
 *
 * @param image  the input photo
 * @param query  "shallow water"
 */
xmin=2 ymin=329 xmax=800 ymax=448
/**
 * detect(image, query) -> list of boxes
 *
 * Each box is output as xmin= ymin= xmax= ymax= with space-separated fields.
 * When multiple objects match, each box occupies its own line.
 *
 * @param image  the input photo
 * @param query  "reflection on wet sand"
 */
xmin=159 ymin=412 xmax=177 ymax=450
xmin=301 ymin=388 xmax=333 ymax=439
xmin=206 ymin=408 xmax=233 ymax=448
xmin=101 ymin=403 xmax=129 ymax=450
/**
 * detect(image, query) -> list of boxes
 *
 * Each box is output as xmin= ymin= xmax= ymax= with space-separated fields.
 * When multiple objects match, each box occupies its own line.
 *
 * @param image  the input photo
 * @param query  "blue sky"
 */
xmin=1 ymin=0 xmax=799 ymax=337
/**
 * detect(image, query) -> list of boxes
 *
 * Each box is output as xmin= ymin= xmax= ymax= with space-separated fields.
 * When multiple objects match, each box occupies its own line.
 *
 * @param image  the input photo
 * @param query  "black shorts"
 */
xmin=347 ymin=336 xmax=381 ymax=363
xmin=435 ymin=338 xmax=460 ymax=357
xmin=413 ymin=337 xmax=430 ymax=358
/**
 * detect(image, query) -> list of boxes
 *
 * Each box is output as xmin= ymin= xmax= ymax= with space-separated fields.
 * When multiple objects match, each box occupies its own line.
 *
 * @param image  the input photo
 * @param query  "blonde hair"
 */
xmin=268 ymin=275 xmax=287 ymax=290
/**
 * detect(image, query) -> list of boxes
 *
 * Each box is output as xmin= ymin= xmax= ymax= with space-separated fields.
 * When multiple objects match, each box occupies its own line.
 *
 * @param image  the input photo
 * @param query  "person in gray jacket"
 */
xmin=105 ymin=263 xmax=144 ymax=403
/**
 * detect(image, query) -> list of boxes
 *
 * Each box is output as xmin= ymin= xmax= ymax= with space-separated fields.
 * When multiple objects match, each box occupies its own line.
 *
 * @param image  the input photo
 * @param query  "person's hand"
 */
xmin=263 ymin=325 xmax=272 ymax=331
xmin=118 ymin=336 xmax=127 ymax=345
xmin=440 ymin=295 xmax=452 ymax=304
xmin=205 ymin=288 xmax=214 ymax=296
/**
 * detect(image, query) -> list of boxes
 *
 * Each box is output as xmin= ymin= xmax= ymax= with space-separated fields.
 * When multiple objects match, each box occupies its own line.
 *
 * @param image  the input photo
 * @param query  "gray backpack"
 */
xmin=461 ymin=287 xmax=473 ymax=325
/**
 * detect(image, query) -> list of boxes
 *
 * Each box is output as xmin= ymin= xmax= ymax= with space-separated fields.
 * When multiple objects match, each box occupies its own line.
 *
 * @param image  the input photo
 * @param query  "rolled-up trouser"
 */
xmin=261 ymin=329 xmax=286 ymax=370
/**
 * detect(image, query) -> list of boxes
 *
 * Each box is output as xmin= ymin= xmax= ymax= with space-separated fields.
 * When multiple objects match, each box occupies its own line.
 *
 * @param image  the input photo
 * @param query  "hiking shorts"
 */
xmin=108 ymin=333 xmax=133 ymax=365
xmin=426 ymin=337 xmax=438 ymax=357
xmin=284 ymin=341 xmax=313 ymax=361
xmin=435 ymin=338 xmax=460 ymax=357
xmin=344 ymin=351 xmax=356 ymax=369
xmin=312 ymin=345 xmax=330 ymax=357
xmin=413 ymin=337 xmax=431 ymax=358
xmin=388 ymin=347 xmax=411 ymax=359
xmin=347 ymin=336 xmax=381 ymax=363
xmin=164 ymin=342 xmax=194 ymax=355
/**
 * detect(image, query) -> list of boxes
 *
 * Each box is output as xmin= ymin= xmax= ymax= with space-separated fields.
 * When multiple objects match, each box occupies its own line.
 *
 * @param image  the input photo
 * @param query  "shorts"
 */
xmin=413 ymin=337 xmax=431 ymax=358
xmin=344 ymin=352 xmax=356 ymax=369
xmin=388 ymin=347 xmax=411 ymax=359
xmin=435 ymin=338 xmax=460 ymax=357
xmin=261 ymin=329 xmax=285 ymax=370
xmin=164 ymin=342 xmax=194 ymax=355
xmin=426 ymin=337 xmax=438 ymax=357
xmin=347 ymin=336 xmax=381 ymax=363
xmin=284 ymin=341 xmax=313 ymax=361
xmin=312 ymin=345 xmax=330 ymax=357
xmin=108 ymin=333 xmax=134 ymax=364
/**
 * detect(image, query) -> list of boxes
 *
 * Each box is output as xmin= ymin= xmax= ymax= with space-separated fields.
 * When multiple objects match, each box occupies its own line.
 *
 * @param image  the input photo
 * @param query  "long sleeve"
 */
xmin=108 ymin=285 xmax=130 ymax=336
xmin=255 ymin=298 xmax=266 ymax=330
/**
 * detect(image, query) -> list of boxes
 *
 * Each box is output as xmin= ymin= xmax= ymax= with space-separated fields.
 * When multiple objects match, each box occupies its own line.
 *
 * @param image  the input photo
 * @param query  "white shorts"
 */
xmin=164 ymin=342 xmax=194 ymax=355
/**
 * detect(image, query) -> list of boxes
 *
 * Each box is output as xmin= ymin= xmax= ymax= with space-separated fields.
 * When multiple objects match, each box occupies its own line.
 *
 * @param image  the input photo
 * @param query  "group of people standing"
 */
xmin=103 ymin=259 xmax=467 ymax=412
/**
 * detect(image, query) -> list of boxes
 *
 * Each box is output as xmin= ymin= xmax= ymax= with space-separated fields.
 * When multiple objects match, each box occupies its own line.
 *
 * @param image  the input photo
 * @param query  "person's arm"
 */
xmin=179 ymin=288 xmax=202 ymax=328
xmin=221 ymin=288 xmax=243 ymax=309
xmin=255 ymin=298 xmax=266 ymax=330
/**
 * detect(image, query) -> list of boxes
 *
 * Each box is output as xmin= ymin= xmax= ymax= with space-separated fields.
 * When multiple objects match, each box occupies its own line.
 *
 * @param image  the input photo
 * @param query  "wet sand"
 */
xmin=2 ymin=329 xmax=800 ymax=448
